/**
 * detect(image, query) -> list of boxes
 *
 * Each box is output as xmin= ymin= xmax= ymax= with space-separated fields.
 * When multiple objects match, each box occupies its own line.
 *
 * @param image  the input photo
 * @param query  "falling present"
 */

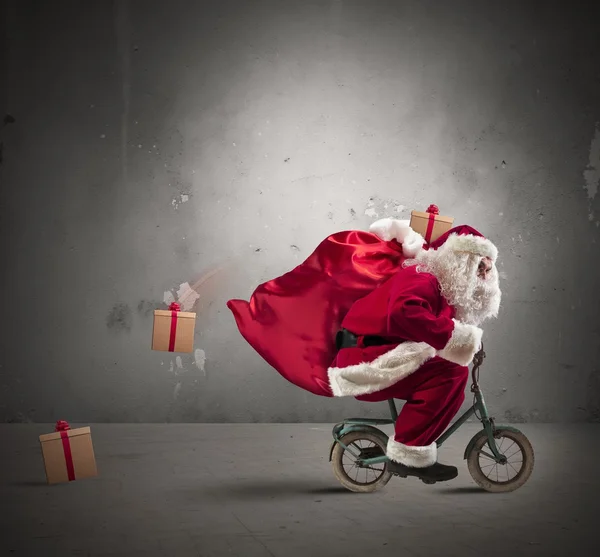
xmin=152 ymin=302 xmax=196 ymax=353
xmin=39 ymin=420 xmax=98 ymax=485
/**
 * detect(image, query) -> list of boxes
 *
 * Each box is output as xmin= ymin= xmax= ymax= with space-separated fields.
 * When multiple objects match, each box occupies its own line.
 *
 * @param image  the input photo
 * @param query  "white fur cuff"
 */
xmin=437 ymin=319 xmax=483 ymax=366
xmin=327 ymin=342 xmax=436 ymax=397
xmin=386 ymin=437 xmax=437 ymax=468
xmin=368 ymin=218 xmax=425 ymax=258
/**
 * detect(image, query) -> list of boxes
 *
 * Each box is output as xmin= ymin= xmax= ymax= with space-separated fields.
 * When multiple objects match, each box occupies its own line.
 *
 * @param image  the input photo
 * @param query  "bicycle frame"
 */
xmin=330 ymin=344 xmax=508 ymax=466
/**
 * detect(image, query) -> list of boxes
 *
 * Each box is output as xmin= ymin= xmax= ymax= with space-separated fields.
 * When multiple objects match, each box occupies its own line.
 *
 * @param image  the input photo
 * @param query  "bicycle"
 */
xmin=328 ymin=344 xmax=535 ymax=493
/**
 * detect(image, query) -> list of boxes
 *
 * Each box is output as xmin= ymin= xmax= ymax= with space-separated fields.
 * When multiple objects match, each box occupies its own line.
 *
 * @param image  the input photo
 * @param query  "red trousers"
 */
xmin=356 ymin=357 xmax=469 ymax=447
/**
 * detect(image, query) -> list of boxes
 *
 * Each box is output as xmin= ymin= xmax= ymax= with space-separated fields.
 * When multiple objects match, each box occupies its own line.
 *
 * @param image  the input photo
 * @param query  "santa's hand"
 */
xmin=436 ymin=319 xmax=483 ymax=366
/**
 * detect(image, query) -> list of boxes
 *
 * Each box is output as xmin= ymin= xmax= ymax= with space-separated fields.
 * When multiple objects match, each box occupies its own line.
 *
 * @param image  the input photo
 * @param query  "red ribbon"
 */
xmin=168 ymin=302 xmax=180 ymax=352
xmin=425 ymin=204 xmax=439 ymax=244
xmin=55 ymin=420 xmax=75 ymax=481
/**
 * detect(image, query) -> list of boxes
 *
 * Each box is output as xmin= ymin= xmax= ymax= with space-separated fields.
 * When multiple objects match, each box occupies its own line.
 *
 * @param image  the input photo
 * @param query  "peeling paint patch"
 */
xmin=163 ymin=291 xmax=176 ymax=306
xmin=162 ymin=267 xmax=225 ymax=313
xmin=584 ymin=123 xmax=600 ymax=200
xmin=365 ymin=196 xmax=411 ymax=221
xmin=194 ymin=349 xmax=206 ymax=375
xmin=172 ymin=193 xmax=191 ymax=209
xmin=173 ymin=381 xmax=182 ymax=399
xmin=176 ymin=282 xmax=200 ymax=311
xmin=163 ymin=282 xmax=200 ymax=312
xmin=176 ymin=356 xmax=183 ymax=369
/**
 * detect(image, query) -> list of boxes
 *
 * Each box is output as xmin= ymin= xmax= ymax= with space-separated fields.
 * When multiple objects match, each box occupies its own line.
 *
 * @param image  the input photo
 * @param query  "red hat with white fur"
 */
xmin=428 ymin=225 xmax=498 ymax=262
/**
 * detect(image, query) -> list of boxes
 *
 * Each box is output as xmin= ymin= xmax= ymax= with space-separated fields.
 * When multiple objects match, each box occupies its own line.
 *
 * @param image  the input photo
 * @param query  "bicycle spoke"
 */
xmin=484 ymin=464 xmax=498 ymax=479
xmin=505 ymin=447 xmax=522 ymax=460
xmin=499 ymin=439 xmax=515 ymax=452
xmin=508 ymin=461 xmax=520 ymax=475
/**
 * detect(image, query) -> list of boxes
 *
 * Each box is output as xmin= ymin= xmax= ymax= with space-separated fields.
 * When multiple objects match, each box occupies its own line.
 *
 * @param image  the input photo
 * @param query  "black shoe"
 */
xmin=387 ymin=460 xmax=458 ymax=483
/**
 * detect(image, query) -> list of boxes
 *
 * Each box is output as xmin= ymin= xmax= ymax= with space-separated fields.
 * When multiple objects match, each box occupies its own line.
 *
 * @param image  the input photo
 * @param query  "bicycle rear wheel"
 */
xmin=331 ymin=430 xmax=392 ymax=493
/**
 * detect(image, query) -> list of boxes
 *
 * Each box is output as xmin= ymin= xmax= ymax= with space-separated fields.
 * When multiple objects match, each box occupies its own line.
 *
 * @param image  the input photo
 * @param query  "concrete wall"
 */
xmin=1 ymin=0 xmax=599 ymax=423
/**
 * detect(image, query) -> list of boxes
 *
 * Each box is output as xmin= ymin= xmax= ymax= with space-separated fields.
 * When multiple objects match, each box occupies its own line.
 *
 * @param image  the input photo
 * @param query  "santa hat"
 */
xmin=429 ymin=225 xmax=498 ymax=262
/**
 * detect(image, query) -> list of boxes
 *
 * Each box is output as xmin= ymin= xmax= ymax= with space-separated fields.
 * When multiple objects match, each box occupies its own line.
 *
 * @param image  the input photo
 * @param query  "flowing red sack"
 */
xmin=226 ymin=230 xmax=408 ymax=397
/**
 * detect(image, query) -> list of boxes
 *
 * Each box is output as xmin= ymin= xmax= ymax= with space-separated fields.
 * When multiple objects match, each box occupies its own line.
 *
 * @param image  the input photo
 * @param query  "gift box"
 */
xmin=409 ymin=204 xmax=454 ymax=244
xmin=39 ymin=421 xmax=98 ymax=485
xmin=152 ymin=302 xmax=196 ymax=353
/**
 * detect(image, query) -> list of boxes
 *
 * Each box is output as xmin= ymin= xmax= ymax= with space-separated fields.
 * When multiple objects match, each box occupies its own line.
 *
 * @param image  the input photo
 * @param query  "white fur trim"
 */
xmin=386 ymin=437 xmax=437 ymax=468
xmin=368 ymin=218 xmax=425 ymax=258
xmin=443 ymin=232 xmax=498 ymax=261
xmin=437 ymin=319 xmax=483 ymax=366
xmin=327 ymin=341 xmax=436 ymax=397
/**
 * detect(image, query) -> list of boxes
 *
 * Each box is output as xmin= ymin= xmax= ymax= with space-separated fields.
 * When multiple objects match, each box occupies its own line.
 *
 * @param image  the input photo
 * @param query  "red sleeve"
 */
xmin=387 ymin=271 xmax=455 ymax=350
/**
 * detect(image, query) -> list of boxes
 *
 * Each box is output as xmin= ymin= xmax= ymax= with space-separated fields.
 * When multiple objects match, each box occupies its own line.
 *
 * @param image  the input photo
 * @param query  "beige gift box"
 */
xmin=39 ymin=424 xmax=98 ymax=485
xmin=152 ymin=307 xmax=196 ymax=353
xmin=409 ymin=206 xmax=454 ymax=244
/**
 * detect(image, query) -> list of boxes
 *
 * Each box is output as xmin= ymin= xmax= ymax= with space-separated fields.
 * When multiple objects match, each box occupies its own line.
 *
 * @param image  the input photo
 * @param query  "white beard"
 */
xmin=403 ymin=246 xmax=502 ymax=326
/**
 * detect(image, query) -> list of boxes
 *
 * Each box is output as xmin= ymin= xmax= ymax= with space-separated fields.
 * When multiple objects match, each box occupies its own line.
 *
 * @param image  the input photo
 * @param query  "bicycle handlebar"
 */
xmin=471 ymin=342 xmax=485 ymax=388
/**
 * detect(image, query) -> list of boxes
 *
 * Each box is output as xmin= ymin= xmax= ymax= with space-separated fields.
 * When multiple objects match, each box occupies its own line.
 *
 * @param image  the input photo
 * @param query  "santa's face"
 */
xmin=405 ymin=249 xmax=501 ymax=326
xmin=477 ymin=257 xmax=493 ymax=280
xmin=458 ymin=257 xmax=501 ymax=326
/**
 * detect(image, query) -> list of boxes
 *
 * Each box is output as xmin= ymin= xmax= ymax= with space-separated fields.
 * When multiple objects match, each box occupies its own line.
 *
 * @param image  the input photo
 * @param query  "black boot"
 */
xmin=387 ymin=460 xmax=458 ymax=483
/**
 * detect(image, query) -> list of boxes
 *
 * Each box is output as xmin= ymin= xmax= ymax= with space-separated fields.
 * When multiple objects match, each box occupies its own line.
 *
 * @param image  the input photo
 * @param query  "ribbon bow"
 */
xmin=426 ymin=204 xmax=439 ymax=215
xmin=168 ymin=302 xmax=181 ymax=312
xmin=55 ymin=420 xmax=71 ymax=432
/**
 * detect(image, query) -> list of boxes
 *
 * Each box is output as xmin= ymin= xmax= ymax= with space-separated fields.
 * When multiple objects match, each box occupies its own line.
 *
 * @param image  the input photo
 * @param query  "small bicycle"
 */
xmin=328 ymin=344 xmax=535 ymax=493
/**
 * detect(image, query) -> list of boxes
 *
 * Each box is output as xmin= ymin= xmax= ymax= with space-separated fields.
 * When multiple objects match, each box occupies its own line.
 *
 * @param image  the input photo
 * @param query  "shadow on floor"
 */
xmin=186 ymin=479 xmax=354 ymax=500
xmin=437 ymin=485 xmax=489 ymax=495
xmin=11 ymin=480 xmax=49 ymax=487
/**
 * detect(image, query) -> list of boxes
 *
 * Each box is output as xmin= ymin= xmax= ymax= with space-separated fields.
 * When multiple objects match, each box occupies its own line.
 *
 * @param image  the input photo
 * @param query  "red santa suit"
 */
xmin=227 ymin=218 xmax=501 ymax=471
xmin=328 ymin=221 xmax=501 ymax=468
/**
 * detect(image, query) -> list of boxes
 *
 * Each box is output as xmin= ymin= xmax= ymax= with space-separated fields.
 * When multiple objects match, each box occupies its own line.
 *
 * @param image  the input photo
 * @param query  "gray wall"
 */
xmin=1 ymin=0 xmax=599 ymax=423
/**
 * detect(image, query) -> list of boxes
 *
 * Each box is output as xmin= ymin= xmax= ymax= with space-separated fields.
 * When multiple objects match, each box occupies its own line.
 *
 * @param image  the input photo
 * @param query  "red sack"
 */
xmin=227 ymin=230 xmax=407 ymax=397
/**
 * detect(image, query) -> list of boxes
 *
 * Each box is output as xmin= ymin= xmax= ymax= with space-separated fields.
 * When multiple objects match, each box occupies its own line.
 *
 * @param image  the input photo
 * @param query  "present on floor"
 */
xmin=152 ymin=302 xmax=196 ymax=353
xmin=409 ymin=204 xmax=454 ymax=244
xmin=39 ymin=420 xmax=98 ymax=485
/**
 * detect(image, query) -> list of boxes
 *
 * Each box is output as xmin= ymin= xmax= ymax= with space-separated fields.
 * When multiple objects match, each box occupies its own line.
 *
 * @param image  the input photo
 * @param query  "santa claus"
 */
xmin=328 ymin=218 xmax=502 ymax=482
xmin=227 ymin=216 xmax=502 ymax=483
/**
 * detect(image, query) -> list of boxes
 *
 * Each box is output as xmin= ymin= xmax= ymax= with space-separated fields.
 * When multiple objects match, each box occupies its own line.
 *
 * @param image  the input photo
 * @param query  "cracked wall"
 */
xmin=1 ymin=0 xmax=599 ymax=422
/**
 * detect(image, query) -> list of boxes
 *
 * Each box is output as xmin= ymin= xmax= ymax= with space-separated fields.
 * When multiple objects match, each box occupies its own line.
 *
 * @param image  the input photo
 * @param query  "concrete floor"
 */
xmin=0 ymin=422 xmax=597 ymax=557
